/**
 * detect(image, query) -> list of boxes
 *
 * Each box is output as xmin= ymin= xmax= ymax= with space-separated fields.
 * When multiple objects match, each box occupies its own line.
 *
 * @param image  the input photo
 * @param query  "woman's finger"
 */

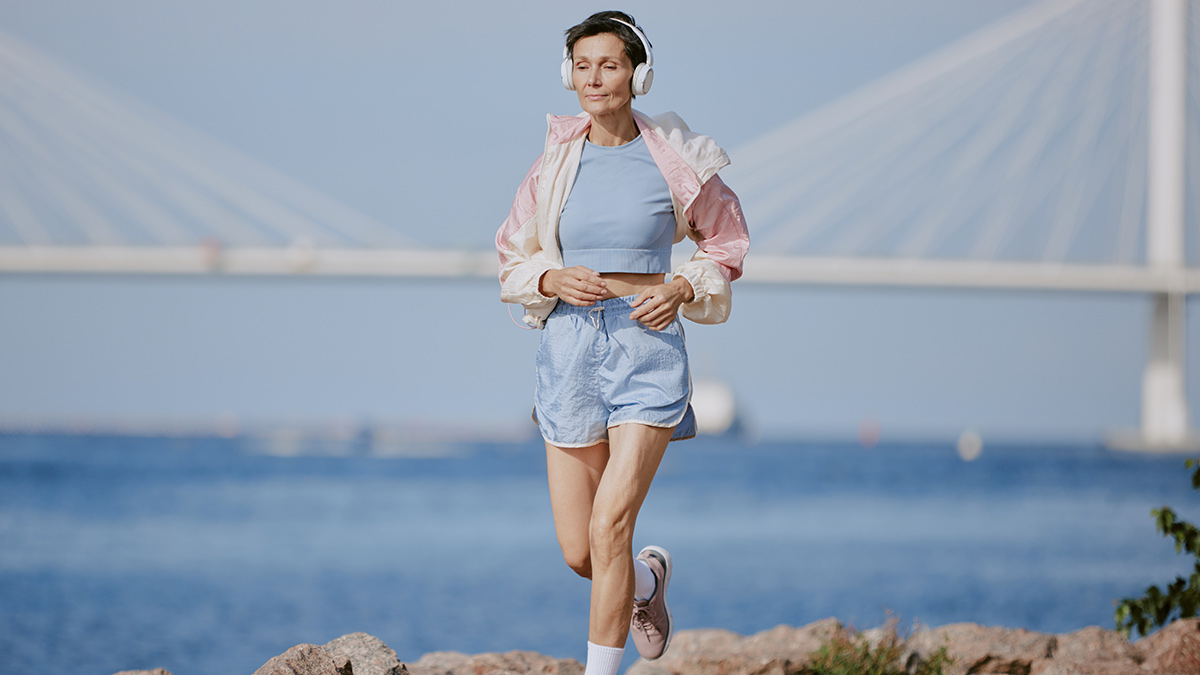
xmin=572 ymin=274 xmax=605 ymax=295
xmin=635 ymin=302 xmax=678 ymax=329
xmin=567 ymin=267 xmax=605 ymax=289
xmin=629 ymin=301 xmax=654 ymax=321
xmin=565 ymin=290 xmax=598 ymax=306
xmin=630 ymin=288 xmax=653 ymax=308
xmin=630 ymin=291 xmax=666 ymax=318
xmin=635 ymin=300 xmax=662 ymax=320
xmin=561 ymin=278 xmax=602 ymax=301
xmin=646 ymin=316 xmax=672 ymax=331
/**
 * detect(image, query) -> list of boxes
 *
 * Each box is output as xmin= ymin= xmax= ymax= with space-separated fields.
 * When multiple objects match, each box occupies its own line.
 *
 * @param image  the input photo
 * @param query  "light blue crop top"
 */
xmin=558 ymin=135 xmax=675 ymax=273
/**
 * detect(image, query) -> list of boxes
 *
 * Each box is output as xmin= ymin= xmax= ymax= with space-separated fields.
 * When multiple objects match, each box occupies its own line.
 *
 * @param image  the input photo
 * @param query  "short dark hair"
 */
xmin=564 ymin=11 xmax=650 ymax=70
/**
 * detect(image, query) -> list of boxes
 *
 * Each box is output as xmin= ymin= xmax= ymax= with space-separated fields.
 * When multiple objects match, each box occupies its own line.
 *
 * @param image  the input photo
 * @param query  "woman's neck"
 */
xmin=587 ymin=109 xmax=639 ymax=146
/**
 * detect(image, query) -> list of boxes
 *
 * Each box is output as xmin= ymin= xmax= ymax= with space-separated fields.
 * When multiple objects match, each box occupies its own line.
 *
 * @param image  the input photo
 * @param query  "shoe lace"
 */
xmin=632 ymin=604 xmax=656 ymax=633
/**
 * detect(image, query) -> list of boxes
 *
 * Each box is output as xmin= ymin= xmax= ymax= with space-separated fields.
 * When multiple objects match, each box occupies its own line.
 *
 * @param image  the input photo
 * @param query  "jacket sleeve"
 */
xmin=672 ymin=174 xmax=750 ymax=324
xmin=496 ymin=156 xmax=561 ymax=320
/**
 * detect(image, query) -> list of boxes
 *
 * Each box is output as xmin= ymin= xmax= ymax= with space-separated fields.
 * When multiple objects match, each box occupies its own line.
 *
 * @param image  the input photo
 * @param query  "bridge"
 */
xmin=0 ymin=0 xmax=1196 ymax=449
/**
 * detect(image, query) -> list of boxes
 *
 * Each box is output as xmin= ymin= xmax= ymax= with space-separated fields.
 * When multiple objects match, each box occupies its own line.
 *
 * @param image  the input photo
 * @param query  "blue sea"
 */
xmin=0 ymin=433 xmax=1195 ymax=675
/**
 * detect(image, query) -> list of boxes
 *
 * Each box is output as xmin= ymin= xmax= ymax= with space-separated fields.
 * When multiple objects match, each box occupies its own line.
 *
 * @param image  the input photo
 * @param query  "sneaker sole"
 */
xmin=638 ymin=545 xmax=673 ymax=659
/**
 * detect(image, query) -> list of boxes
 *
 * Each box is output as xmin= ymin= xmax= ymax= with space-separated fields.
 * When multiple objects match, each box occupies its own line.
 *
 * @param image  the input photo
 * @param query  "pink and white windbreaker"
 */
xmin=496 ymin=109 xmax=750 ymax=328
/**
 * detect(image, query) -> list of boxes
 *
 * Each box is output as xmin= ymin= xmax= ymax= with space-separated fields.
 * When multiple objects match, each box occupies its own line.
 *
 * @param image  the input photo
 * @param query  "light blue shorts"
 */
xmin=534 ymin=295 xmax=696 ymax=447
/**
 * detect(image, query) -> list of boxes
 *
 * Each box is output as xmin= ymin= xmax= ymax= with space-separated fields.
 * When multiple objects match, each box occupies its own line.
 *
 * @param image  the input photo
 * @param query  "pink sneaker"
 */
xmin=630 ymin=545 xmax=673 ymax=660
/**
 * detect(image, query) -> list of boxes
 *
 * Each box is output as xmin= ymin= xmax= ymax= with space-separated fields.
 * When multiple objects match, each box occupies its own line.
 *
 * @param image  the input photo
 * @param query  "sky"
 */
xmin=0 ymin=0 xmax=1192 ymax=442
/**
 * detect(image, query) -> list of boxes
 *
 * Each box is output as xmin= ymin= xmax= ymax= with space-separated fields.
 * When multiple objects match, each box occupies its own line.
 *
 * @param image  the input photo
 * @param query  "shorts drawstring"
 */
xmin=588 ymin=305 xmax=604 ymax=329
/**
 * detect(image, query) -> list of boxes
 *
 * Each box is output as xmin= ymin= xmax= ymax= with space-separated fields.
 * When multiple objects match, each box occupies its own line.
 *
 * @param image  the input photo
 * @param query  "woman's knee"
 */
xmin=588 ymin=509 xmax=634 ymax=561
xmin=557 ymin=535 xmax=593 ymax=578
xmin=562 ymin=550 xmax=592 ymax=579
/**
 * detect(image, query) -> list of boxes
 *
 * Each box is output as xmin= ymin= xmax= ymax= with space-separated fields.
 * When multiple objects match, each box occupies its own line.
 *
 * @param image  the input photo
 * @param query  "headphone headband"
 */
xmin=605 ymin=18 xmax=653 ymax=69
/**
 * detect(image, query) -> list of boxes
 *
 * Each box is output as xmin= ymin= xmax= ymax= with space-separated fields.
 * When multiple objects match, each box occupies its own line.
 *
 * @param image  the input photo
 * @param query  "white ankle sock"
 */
xmin=584 ymin=641 xmax=624 ymax=675
xmin=633 ymin=557 xmax=657 ymax=602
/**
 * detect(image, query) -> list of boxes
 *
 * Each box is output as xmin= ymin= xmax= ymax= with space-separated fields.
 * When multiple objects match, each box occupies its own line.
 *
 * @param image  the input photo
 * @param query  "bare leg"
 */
xmin=586 ymin=423 xmax=671 ymax=647
xmin=546 ymin=441 xmax=610 ymax=579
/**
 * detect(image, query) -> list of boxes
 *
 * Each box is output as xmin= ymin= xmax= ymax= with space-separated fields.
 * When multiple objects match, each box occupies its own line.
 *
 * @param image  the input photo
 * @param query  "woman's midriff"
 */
xmin=598 ymin=272 xmax=667 ymax=299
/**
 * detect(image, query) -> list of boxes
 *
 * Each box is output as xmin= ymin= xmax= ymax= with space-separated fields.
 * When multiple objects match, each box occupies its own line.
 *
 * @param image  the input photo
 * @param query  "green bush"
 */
xmin=807 ymin=618 xmax=952 ymax=675
xmin=1114 ymin=458 xmax=1200 ymax=638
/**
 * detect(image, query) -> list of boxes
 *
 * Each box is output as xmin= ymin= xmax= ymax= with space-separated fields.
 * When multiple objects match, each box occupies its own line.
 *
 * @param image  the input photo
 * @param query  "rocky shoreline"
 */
xmin=112 ymin=617 xmax=1200 ymax=675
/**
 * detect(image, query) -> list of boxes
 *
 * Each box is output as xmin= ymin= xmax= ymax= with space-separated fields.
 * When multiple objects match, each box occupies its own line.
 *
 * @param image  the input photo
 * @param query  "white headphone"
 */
xmin=561 ymin=18 xmax=654 ymax=95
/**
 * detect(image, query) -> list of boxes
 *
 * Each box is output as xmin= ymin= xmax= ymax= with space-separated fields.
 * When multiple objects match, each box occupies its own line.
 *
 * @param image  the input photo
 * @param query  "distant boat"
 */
xmin=690 ymin=379 xmax=750 ymax=439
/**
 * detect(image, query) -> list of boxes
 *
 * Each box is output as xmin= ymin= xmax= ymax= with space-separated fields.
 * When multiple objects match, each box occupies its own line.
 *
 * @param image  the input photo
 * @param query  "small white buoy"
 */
xmin=957 ymin=430 xmax=983 ymax=461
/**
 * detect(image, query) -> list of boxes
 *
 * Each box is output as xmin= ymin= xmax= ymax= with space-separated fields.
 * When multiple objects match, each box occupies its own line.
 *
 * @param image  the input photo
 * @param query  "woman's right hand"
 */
xmin=540 ymin=267 xmax=607 ymax=306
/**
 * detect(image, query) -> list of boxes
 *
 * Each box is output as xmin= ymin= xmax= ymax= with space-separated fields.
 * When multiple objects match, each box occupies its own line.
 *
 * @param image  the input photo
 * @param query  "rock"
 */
xmin=1030 ymin=661 xmax=1147 ymax=675
xmin=323 ymin=633 xmax=408 ymax=675
xmin=907 ymin=623 xmax=1056 ymax=675
xmin=1049 ymin=625 xmax=1139 ymax=663
xmin=159 ymin=619 xmax=1200 ymax=675
xmin=1136 ymin=618 xmax=1200 ymax=675
xmin=622 ymin=663 xmax=673 ymax=675
xmin=407 ymin=649 xmax=582 ymax=675
xmin=1028 ymin=625 xmax=1145 ymax=675
xmin=253 ymin=643 xmax=339 ymax=675
xmin=626 ymin=618 xmax=842 ymax=675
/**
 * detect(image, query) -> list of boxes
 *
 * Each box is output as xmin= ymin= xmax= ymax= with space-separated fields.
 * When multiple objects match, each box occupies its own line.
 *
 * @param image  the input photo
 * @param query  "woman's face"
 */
xmin=570 ymin=33 xmax=634 ymax=118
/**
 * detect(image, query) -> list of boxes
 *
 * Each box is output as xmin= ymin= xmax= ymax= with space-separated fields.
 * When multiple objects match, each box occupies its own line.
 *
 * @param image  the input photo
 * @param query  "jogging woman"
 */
xmin=495 ymin=11 xmax=749 ymax=675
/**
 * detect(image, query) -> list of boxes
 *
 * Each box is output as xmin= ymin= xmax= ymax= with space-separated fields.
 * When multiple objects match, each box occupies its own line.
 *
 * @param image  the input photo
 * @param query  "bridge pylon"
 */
xmin=1112 ymin=0 xmax=1198 ymax=451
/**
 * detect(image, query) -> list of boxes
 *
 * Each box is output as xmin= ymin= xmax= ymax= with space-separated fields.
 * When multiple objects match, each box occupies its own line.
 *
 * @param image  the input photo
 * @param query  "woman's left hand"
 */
xmin=629 ymin=277 xmax=695 ymax=331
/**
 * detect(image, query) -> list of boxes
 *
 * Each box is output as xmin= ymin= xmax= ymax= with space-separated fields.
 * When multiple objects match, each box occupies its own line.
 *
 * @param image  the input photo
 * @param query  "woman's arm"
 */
xmin=672 ymin=174 xmax=750 ymax=324
xmin=496 ymin=155 xmax=562 ymax=314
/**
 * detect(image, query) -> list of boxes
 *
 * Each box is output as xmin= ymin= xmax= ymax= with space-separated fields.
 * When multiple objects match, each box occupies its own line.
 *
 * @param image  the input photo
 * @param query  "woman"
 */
xmin=495 ymin=11 xmax=749 ymax=675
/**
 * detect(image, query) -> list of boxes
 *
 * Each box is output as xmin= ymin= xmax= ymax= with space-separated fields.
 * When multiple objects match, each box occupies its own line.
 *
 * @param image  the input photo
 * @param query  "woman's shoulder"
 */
xmin=635 ymin=110 xmax=730 ymax=180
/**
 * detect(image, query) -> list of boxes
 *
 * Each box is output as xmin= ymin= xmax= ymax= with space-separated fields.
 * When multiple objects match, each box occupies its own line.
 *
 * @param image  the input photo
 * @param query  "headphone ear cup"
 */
xmin=561 ymin=57 xmax=575 ymax=90
xmin=631 ymin=63 xmax=653 ymax=96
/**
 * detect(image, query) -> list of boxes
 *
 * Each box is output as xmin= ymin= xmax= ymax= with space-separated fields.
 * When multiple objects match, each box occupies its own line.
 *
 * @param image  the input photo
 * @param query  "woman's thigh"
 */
xmin=546 ymin=441 xmax=610 ymax=562
xmin=588 ymin=423 xmax=672 ymax=545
